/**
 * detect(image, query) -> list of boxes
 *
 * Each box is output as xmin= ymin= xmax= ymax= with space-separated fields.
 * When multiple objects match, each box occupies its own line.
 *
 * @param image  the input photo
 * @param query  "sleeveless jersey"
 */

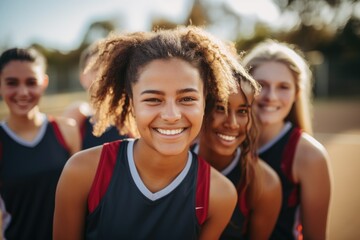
xmin=0 ymin=117 xmax=71 ymax=240
xmin=86 ymin=139 xmax=210 ymax=239
xmin=191 ymin=144 xmax=249 ymax=240
xmin=81 ymin=116 xmax=126 ymax=150
xmin=258 ymin=123 xmax=302 ymax=240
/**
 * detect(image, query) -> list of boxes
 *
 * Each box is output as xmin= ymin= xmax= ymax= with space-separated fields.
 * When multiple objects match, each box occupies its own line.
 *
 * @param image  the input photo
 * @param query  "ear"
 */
xmin=129 ymin=98 xmax=135 ymax=118
xmin=41 ymin=74 xmax=49 ymax=90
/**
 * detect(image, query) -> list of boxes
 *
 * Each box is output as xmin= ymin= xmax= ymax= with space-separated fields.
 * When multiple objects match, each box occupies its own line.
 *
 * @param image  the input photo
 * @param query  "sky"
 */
xmin=0 ymin=0 xmax=281 ymax=52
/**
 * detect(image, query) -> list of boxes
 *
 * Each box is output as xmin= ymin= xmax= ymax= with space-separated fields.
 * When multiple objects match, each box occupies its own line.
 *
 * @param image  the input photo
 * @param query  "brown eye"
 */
xmin=215 ymin=105 xmax=225 ymax=112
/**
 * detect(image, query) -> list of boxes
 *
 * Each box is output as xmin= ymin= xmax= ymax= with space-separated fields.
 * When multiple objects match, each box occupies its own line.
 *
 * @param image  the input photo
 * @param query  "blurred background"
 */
xmin=0 ymin=0 xmax=359 ymax=239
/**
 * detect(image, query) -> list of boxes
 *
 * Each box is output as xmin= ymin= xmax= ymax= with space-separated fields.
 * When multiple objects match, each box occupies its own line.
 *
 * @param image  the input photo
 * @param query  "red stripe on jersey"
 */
xmin=88 ymin=140 xmax=122 ymax=213
xmin=49 ymin=117 xmax=70 ymax=152
xmin=195 ymin=156 xmax=210 ymax=225
xmin=281 ymin=127 xmax=302 ymax=183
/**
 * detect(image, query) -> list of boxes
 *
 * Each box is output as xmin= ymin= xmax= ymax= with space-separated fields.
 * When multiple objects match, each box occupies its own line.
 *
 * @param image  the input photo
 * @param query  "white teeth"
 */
xmin=217 ymin=133 xmax=236 ymax=141
xmin=262 ymin=106 xmax=278 ymax=112
xmin=157 ymin=128 xmax=184 ymax=135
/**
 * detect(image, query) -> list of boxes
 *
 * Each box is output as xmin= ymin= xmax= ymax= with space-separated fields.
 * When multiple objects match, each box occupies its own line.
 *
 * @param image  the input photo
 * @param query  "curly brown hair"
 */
xmin=89 ymin=25 xmax=241 ymax=136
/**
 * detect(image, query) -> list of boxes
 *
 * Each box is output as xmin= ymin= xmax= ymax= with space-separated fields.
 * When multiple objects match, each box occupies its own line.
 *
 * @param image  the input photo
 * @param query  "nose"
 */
xmin=224 ymin=111 xmax=239 ymax=130
xmin=160 ymin=101 xmax=181 ymax=122
xmin=261 ymin=86 xmax=277 ymax=101
xmin=18 ymin=84 xmax=29 ymax=96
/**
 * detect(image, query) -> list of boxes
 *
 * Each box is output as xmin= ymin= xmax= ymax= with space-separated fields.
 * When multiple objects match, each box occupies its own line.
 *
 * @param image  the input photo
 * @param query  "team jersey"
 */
xmin=191 ymin=144 xmax=249 ymax=240
xmin=81 ymin=116 xmax=126 ymax=150
xmin=86 ymin=139 xmax=210 ymax=239
xmin=0 ymin=116 xmax=71 ymax=240
xmin=258 ymin=122 xmax=302 ymax=240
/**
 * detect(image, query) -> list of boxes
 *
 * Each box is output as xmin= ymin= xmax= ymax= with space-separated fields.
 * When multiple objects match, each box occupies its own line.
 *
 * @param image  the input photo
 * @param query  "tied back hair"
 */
xmin=89 ymin=26 xmax=240 ymax=136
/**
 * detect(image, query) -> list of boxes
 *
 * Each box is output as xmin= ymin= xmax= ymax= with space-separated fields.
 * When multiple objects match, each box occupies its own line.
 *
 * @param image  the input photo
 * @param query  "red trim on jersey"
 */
xmin=88 ymin=140 xmax=121 ymax=213
xmin=238 ymin=184 xmax=250 ymax=217
xmin=281 ymin=127 xmax=302 ymax=183
xmin=49 ymin=117 xmax=70 ymax=152
xmin=281 ymin=127 xmax=302 ymax=208
xmin=238 ymin=181 xmax=250 ymax=234
xmin=195 ymin=156 xmax=210 ymax=225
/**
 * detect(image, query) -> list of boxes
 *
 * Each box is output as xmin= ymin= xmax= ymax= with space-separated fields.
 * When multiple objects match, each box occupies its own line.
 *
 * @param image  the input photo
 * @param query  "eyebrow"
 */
xmin=240 ymin=104 xmax=251 ymax=108
xmin=140 ymin=88 xmax=200 ymax=95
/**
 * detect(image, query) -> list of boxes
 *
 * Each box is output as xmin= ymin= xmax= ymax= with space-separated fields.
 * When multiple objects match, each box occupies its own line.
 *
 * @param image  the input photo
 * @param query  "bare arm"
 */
xmin=247 ymin=159 xmax=282 ymax=240
xmin=199 ymin=168 xmax=237 ymax=240
xmin=62 ymin=101 xmax=91 ymax=128
xmin=294 ymin=134 xmax=332 ymax=240
xmin=56 ymin=116 xmax=81 ymax=155
xmin=53 ymin=147 xmax=101 ymax=240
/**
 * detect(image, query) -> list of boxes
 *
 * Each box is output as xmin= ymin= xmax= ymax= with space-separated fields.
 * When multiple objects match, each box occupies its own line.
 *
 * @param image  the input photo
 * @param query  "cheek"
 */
xmin=187 ymin=103 xmax=205 ymax=121
xmin=280 ymin=90 xmax=296 ymax=104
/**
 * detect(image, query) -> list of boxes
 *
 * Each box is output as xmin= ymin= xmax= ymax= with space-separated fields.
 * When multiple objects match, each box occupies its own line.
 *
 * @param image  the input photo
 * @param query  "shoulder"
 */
xmin=249 ymin=159 xmax=281 ymax=206
xmin=257 ymin=159 xmax=281 ymax=190
xmin=62 ymin=101 xmax=91 ymax=126
xmin=209 ymin=167 xmax=237 ymax=203
xmin=52 ymin=116 xmax=81 ymax=154
xmin=62 ymin=146 xmax=103 ymax=183
xmin=293 ymin=132 xmax=331 ymax=182
xmin=297 ymin=133 xmax=330 ymax=167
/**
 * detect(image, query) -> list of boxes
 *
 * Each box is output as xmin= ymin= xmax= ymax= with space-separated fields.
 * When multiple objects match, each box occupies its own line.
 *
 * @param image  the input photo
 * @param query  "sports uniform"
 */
xmin=0 ymin=116 xmax=70 ymax=240
xmin=191 ymin=144 xmax=249 ymax=240
xmin=81 ymin=116 xmax=126 ymax=150
xmin=258 ymin=122 xmax=302 ymax=240
xmin=86 ymin=139 xmax=210 ymax=239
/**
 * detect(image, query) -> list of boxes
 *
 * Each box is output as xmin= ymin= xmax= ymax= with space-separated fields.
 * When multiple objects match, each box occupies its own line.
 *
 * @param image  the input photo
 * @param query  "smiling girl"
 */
xmin=0 ymin=47 xmax=80 ymax=239
xmin=243 ymin=39 xmax=332 ymax=240
xmin=193 ymin=70 xmax=282 ymax=239
xmin=53 ymin=26 xmax=242 ymax=240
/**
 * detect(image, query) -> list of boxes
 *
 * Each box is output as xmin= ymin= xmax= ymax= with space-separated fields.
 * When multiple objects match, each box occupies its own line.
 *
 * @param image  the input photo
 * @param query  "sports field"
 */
xmin=313 ymin=99 xmax=360 ymax=240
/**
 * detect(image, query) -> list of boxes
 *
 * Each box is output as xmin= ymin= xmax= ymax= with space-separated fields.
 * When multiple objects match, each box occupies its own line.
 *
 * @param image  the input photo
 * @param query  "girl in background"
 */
xmin=243 ymin=39 xmax=332 ymax=240
xmin=0 ymin=47 xmax=80 ymax=239
xmin=63 ymin=41 xmax=127 ymax=149
xmin=193 ymin=67 xmax=282 ymax=239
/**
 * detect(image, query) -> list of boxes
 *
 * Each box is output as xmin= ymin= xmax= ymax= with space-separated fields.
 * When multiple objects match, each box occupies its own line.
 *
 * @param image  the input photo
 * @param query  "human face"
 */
xmin=0 ymin=61 xmax=48 ymax=117
xmin=80 ymin=57 xmax=97 ymax=90
xmin=202 ymin=86 xmax=251 ymax=157
xmin=252 ymin=61 xmax=296 ymax=127
xmin=131 ymin=58 xmax=205 ymax=157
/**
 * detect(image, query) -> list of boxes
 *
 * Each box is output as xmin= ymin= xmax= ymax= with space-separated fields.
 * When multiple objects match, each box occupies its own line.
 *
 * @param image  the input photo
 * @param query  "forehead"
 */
xmin=252 ymin=61 xmax=294 ymax=84
xmin=133 ymin=58 xmax=203 ymax=94
xmin=1 ymin=61 xmax=44 ymax=81
xmin=228 ymin=86 xmax=250 ymax=106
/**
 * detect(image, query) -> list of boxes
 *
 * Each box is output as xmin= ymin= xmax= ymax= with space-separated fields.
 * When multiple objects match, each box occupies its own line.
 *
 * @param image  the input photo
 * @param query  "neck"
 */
xmin=132 ymin=139 xmax=189 ymax=193
xmin=7 ymin=107 xmax=44 ymax=130
xmin=198 ymin=139 xmax=234 ymax=172
xmin=258 ymin=121 xmax=286 ymax=148
xmin=5 ymin=108 xmax=45 ymax=141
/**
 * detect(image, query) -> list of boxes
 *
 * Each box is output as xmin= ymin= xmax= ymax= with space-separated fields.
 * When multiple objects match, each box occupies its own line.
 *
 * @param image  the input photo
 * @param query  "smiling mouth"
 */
xmin=155 ymin=128 xmax=185 ymax=136
xmin=217 ymin=133 xmax=237 ymax=141
xmin=260 ymin=105 xmax=278 ymax=112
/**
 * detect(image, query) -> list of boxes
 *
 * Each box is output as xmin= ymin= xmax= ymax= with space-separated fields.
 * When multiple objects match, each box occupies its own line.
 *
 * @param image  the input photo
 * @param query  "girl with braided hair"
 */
xmin=53 ymin=26 xmax=242 ymax=240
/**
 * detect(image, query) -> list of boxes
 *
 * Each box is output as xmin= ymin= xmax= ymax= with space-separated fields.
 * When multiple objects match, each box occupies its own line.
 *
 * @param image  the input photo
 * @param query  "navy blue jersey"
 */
xmin=86 ymin=139 xmax=210 ymax=239
xmin=0 ymin=117 xmax=71 ymax=240
xmin=191 ymin=144 xmax=249 ymax=240
xmin=81 ymin=116 xmax=126 ymax=150
xmin=220 ymin=160 xmax=249 ymax=240
xmin=258 ymin=123 xmax=302 ymax=240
